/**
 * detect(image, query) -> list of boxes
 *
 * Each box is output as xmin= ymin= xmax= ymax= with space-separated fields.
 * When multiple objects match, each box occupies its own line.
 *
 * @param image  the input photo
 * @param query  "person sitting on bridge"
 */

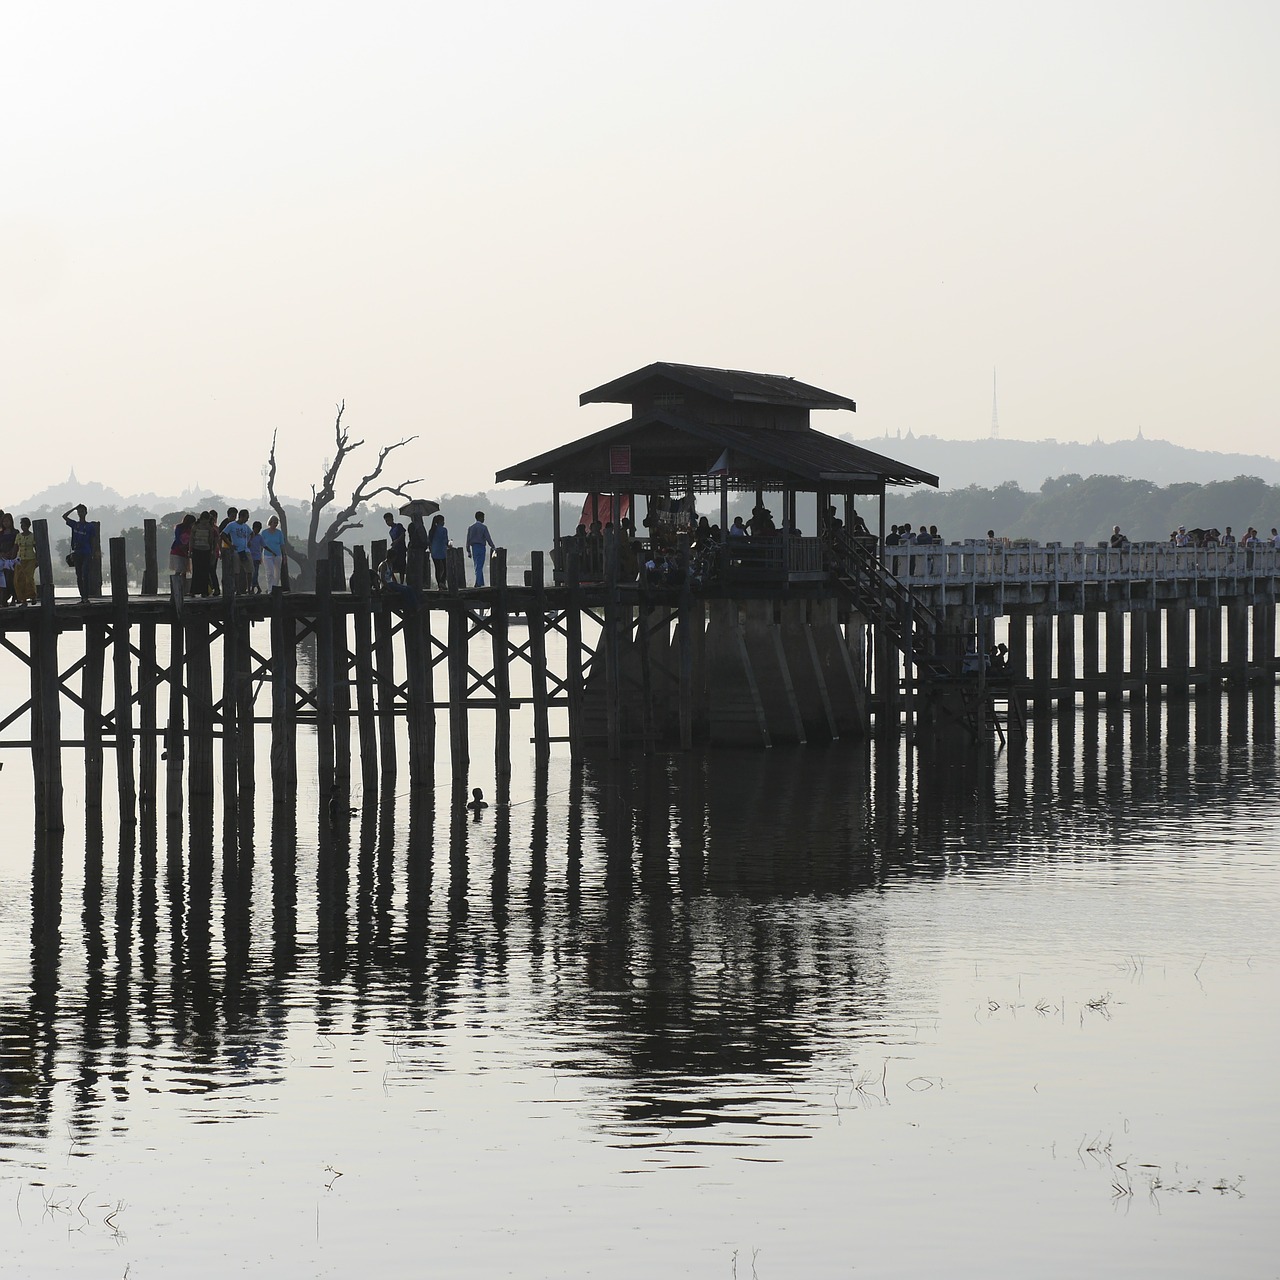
xmin=988 ymin=643 xmax=1009 ymax=674
xmin=377 ymin=556 xmax=418 ymax=612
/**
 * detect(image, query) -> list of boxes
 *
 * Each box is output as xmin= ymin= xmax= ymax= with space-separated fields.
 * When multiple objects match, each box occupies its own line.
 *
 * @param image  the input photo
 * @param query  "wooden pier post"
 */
xmin=491 ymin=548 xmax=512 ymax=777
xmin=1081 ymin=609 xmax=1099 ymax=698
xmin=350 ymin=546 xmax=379 ymax=797
xmin=110 ymin=539 xmax=137 ymax=820
xmin=565 ymin=549 xmax=584 ymax=756
xmin=32 ymin=521 xmax=64 ymax=830
xmin=403 ymin=553 xmax=434 ymax=784
xmin=1227 ymin=597 xmax=1249 ymax=685
xmin=602 ymin=537 xmax=621 ymax=759
xmin=527 ymin=550 xmax=551 ymax=761
xmin=1251 ymin=600 xmax=1273 ymax=680
xmin=315 ymin=558 xmax=336 ymax=802
xmin=234 ymin=605 xmax=254 ymax=800
xmin=1166 ymin=599 xmax=1192 ymax=695
xmin=328 ymin=545 xmax=351 ymax=794
xmin=368 ymin=537 xmax=397 ymax=777
xmin=1145 ymin=606 xmax=1163 ymax=690
xmin=220 ymin=584 xmax=239 ymax=817
xmin=1055 ymin=610 xmax=1076 ymax=708
xmin=1129 ymin=604 xmax=1147 ymax=700
xmin=1032 ymin=611 xmax=1052 ymax=716
xmin=166 ymin=604 xmax=186 ymax=817
xmin=83 ymin=616 xmax=108 ymax=813
xmin=446 ymin=546 xmax=470 ymax=775
xmin=1105 ymin=603 xmax=1126 ymax=704
xmin=185 ymin=612 xmax=214 ymax=801
xmin=678 ymin=573 xmax=695 ymax=751
xmin=269 ymin=582 xmax=297 ymax=800
xmin=139 ymin=520 xmax=159 ymax=811
xmin=1007 ymin=612 xmax=1028 ymax=685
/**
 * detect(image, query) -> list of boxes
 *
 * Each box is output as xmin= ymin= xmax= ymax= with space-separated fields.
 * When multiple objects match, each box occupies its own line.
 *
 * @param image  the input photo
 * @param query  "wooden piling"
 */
xmin=185 ymin=611 xmax=214 ymax=801
xmin=269 ymin=581 xmax=297 ymax=800
xmin=350 ymin=546 xmax=379 ymax=797
xmin=1145 ymin=606 xmax=1163 ymax=689
xmin=1227 ymin=597 xmax=1249 ymax=685
xmin=33 ymin=521 xmax=63 ymax=830
xmin=1105 ymin=604 xmax=1126 ymax=704
xmin=1129 ymin=605 xmax=1147 ymax=699
xmin=565 ymin=550 xmax=584 ymax=756
xmin=445 ymin=547 xmax=470 ymax=775
xmin=1081 ymin=609 xmax=1099 ymax=696
xmin=166 ymin=604 xmax=186 ymax=817
xmin=403 ymin=553 xmax=434 ymax=784
xmin=1055 ymin=610 xmax=1075 ymax=708
xmin=1032 ymin=611 xmax=1052 ymax=715
xmin=220 ymin=583 xmax=239 ymax=817
xmin=110 ymin=539 xmax=137 ymax=820
xmin=84 ymin=618 xmax=107 ymax=813
xmin=315 ymin=559 xmax=336 ymax=801
xmin=138 ymin=521 xmax=158 ymax=811
xmin=527 ymin=550 xmax=551 ymax=761
xmin=491 ymin=548 xmax=511 ymax=776
xmin=328 ymin=544 xmax=351 ymax=794
xmin=602 ymin=537 xmax=620 ymax=759
xmin=1166 ymin=599 xmax=1192 ymax=694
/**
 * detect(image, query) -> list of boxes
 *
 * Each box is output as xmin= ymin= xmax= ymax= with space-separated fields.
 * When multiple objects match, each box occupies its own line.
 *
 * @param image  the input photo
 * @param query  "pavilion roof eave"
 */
xmin=496 ymin=410 xmax=937 ymax=491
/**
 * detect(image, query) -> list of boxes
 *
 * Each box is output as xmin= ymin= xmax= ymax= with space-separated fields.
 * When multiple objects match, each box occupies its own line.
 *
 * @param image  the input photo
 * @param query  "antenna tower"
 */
xmin=990 ymin=368 xmax=1000 ymax=440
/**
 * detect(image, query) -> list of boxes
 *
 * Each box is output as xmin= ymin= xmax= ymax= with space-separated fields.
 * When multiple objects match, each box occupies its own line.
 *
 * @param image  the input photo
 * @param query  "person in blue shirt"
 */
xmin=429 ymin=514 xmax=449 ymax=589
xmin=465 ymin=512 xmax=495 ymax=587
xmin=61 ymin=503 xmax=94 ymax=601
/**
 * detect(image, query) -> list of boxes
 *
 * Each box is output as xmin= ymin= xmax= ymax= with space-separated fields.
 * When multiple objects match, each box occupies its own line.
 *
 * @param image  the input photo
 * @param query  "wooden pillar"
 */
xmin=1129 ymin=605 xmax=1147 ymax=699
xmin=1006 ymin=611 xmax=1028 ymax=683
xmin=328 ymin=543 xmax=351 ymax=796
xmin=527 ymin=550 xmax=551 ymax=761
xmin=316 ymin=559 xmax=336 ymax=802
xmin=234 ymin=607 xmax=254 ymax=800
xmin=368 ymin=537 xmax=396 ymax=776
xmin=185 ymin=613 xmax=214 ymax=801
xmin=139 ymin=521 xmax=159 ymax=811
xmin=1251 ymin=600 xmax=1273 ymax=679
xmin=1194 ymin=605 xmax=1212 ymax=686
xmin=565 ymin=549 xmax=584 ymax=757
xmin=1055 ymin=610 xmax=1076 ymax=708
xmin=678 ymin=571 xmax=694 ymax=751
xmin=1227 ymin=597 xmax=1249 ymax=685
xmin=1145 ymin=606 xmax=1163 ymax=689
xmin=32 ymin=520 xmax=63 ymax=830
xmin=110 ymin=539 xmax=137 ymax=820
xmin=446 ymin=546 xmax=470 ymax=775
xmin=1081 ymin=609 xmax=1099 ymax=695
xmin=166 ymin=608 xmax=186 ymax=817
xmin=220 ymin=585 xmax=239 ymax=817
xmin=603 ymin=534 xmax=621 ymax=759
xmin=270 ymin=581 xmax=297 ymax=801
xmin=350 ymin=546 xmax=379 ymax=796
xmin=1032 ymin=611 xmax=1052 ymax=716
xmin=403 ymin=554 xmax=434 ymax=783
xmin=1166 ymin=599 xmax=1191 ymax=695
xmin=83 ymin=618 xmax=107 ymax=813
xmin=491 ymin=548 xmax=512 ymax=777
xmin=1105 ymin=603 xmax=1126 ymax=704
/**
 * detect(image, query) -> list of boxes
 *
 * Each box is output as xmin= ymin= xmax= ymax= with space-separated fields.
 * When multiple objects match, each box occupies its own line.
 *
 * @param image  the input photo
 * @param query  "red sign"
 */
xmin=609 ymin=446 xmax=632 ymax=475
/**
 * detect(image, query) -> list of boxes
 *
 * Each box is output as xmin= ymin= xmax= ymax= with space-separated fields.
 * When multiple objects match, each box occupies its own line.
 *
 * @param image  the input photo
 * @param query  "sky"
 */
xmin=4 ymin=1 xmax=1278 ymax=505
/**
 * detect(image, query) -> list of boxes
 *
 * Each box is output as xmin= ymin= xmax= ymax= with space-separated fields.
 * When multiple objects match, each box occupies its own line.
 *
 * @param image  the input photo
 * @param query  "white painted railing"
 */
xmin=883 ymin=541 xmax=1280 ymax=586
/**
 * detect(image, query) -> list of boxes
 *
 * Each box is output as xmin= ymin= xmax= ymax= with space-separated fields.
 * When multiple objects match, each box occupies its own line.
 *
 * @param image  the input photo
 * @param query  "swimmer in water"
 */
xmin=466 ymin=787 xmax=488 ymax=820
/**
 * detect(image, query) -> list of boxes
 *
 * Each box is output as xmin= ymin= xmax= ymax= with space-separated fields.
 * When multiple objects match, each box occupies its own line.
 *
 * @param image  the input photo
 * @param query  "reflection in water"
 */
xmin=3 ymin=692 xmax=1279 ymax=1158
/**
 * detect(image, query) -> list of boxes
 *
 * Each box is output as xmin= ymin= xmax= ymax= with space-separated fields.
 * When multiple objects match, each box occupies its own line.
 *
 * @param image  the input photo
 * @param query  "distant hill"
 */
xmin=845 ymin=433 xmax=1280 ymax=490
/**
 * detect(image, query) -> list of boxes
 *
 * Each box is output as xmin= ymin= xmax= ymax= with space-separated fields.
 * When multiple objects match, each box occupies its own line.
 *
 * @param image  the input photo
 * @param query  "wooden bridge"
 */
xmin=10 ymin=518 xmax=1280 ymax=835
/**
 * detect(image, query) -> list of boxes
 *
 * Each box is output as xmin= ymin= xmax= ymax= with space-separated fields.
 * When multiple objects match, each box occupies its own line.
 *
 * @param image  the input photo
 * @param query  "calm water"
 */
xmin=1 ymin=690 xmax=1278 ymax=1278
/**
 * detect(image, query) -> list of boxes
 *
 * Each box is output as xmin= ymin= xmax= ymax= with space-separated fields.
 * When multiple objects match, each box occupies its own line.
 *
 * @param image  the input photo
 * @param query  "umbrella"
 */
xmin=399 ymin=498 xmax=440 ymax=518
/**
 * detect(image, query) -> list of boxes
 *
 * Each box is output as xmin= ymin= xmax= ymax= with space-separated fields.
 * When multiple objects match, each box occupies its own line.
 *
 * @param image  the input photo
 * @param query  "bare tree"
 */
xmin=266 ymin=401 xmax=422 ymax=588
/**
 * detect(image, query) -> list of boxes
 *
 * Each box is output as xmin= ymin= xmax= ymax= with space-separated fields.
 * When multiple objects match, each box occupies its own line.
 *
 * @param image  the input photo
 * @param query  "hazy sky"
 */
xmin=4 ymin=1 xmax=1277 ymax=504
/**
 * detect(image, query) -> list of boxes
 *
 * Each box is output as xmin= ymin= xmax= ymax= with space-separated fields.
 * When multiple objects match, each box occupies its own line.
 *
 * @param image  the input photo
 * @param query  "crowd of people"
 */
xmin=167 ymin=507 xmax=288 ymax=597
xmin=0 ymin=510 xmax=39 ymax=606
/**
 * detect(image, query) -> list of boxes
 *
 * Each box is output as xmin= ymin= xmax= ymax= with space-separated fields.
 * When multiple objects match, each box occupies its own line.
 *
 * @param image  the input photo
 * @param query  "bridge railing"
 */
xmin=883 ymin=541 xmax=1280 ymax=586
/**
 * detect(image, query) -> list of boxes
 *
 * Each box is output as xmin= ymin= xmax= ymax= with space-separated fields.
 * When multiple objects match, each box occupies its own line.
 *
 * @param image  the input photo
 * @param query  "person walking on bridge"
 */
xmin=466 ymin=511 xmax=495 ymax=587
